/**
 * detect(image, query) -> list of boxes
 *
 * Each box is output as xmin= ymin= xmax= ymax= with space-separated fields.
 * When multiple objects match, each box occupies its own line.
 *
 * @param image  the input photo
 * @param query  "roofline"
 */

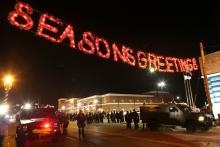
xmin=207 ymin=72 xmax=220 ymax=78
xmin=66 ymin=98 xmax=79 ymax=101
xmin=101 ymin=93 xmax=154 ymax=97
xmin=78 ymin=95 xmax=101 ymax=101
xmin=61 ymin=93 xmax=154 ymax=102
xmin=58 ymin=98 xmax=67 ymax=101
xmin=205 ymin=50 xmax=220 ymax=57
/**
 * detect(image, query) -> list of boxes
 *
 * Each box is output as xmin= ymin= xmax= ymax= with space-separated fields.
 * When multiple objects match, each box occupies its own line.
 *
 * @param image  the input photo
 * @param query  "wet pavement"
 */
xmin=12 ymin=122 xmax=220 ymax=147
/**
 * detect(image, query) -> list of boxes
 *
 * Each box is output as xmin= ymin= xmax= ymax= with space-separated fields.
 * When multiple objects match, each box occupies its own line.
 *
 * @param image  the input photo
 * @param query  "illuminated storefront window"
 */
xmin=208 ymin=73 xmax=220 ymax=118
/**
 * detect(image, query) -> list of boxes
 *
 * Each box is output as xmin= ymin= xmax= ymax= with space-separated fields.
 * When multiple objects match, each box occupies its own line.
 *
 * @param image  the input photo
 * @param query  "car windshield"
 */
xmin=20 ymin=108 xmax=56 ymax=119
xmin=177 ymin=104 xmax=192 ymax=112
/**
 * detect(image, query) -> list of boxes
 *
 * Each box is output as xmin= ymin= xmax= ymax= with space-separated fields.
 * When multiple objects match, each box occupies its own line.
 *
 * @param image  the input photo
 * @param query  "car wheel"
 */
xmin=186 ymin=122 xmax=196 ymax=133
xmin=148 ymin=121 xmax=160 ymax=131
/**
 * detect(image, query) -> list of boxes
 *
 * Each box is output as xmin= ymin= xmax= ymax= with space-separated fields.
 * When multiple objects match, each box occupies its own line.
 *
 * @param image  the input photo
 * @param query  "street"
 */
xmin=21 ymin=122 xmax=220 ymax=147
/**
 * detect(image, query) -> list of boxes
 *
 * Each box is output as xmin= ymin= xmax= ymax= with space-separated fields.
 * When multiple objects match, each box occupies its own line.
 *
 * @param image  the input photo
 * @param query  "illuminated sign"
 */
xmin=7 ymin=2 xmax=198 ymax=73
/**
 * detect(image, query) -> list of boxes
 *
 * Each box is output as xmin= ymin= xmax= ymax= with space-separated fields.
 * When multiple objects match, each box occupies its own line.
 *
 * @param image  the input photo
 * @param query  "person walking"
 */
xmin=62 ymin=114 xmax=69 ymax=136
xmin=76 ymin=110 xmax=86 ymax=138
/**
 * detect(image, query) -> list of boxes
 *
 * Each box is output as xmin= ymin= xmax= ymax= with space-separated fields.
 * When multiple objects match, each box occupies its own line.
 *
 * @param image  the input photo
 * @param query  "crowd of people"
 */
xmin=68 ymin=110 xmax=140 ymax=126
xmin=57 ymin=109 xmax=141 ymax=138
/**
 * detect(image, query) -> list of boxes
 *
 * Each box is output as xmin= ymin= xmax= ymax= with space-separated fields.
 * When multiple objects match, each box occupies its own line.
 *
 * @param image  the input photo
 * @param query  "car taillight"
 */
xmin=44 ymin=123 xmax=50 ymax=128
xmin=23 ymin=125 xmax=28 ymax=131
xmin=40 ymin=121 xmax=52 ymax=128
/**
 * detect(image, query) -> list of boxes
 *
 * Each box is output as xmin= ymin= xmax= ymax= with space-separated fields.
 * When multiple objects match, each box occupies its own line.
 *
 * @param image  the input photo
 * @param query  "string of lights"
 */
xmin=3 ymin=1 xmax=199 ymax=73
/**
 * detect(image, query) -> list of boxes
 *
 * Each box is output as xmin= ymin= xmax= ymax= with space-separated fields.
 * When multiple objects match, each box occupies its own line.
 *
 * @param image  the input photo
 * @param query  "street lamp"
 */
xmin=176 ymin=96 xmax=180 ymax=100
xmin=24 ymin=103 xmax=32 ymax=110
xmin=2 ymin=74 xmax=14 ymax=103
xmin=157 ymin=81 xmax=166 ymax=89
xmin=157 ymin=81 xmax=166 ymax=102
xmin=183 ymin=72 xmax=194 ymax=108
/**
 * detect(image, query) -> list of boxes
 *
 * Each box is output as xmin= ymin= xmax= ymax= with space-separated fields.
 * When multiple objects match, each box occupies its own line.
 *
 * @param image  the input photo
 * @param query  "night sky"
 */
xmin=0 ymin=0 xmax=219 ymax=107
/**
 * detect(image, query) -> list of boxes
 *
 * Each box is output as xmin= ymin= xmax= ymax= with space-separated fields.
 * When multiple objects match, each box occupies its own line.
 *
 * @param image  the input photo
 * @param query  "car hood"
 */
xmin=20 ymin=118 xmax=49 ymax=125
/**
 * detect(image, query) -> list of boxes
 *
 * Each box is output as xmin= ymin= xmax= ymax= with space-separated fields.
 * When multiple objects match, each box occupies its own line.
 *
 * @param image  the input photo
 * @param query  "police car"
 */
xmin=16 ymin=105 xmax=61 ymax=142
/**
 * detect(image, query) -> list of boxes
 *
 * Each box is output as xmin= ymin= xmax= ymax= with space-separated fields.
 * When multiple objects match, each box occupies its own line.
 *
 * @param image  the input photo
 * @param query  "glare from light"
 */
xmin=0 ymin=104 xmax=9 ymax=115
xmin=176 ymin=96 xmax=180 ymax=100
xmin=9 ymin=118 xmax=15 ymax=122
xmin=5 ymin=114 xmax=10 ymax=119
xmin=98 ymin=108 xmax=103 ymax=112
xmin=44 ymin=123 xmax=50 ymax=128
xmin=3 ymin=75 xmax=14 ymax=87
xmin=61 ymin=105 xmax=65 ymax=110
xmin=184 ymin=75 xmax=191 ymax=80
xmin=149 ymin=67 xmax=156 ymax=73
xmin=158 ymin=81 xmax=166 ymax=88
xmin=94 ymin=99 xmax=98 ymax=104
xmin=198 ymin=116 xmax=205 ymax=122
xmin=24 ymin=103 xmax=32 ymax=110
xmin=77 ymin=102 xmax=81 ymax=107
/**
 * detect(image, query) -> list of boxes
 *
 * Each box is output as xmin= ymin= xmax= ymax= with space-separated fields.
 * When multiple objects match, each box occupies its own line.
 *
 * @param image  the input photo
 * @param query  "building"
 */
xmin=201 ymin=51 xmax=220 ymax=119
xmin=142 ymin=91 xmax=173 ymax=102
xmin=58 ymin=92 xmax=173 ymax=114
xmin=58 ymin=98 xmax=78 ymax=113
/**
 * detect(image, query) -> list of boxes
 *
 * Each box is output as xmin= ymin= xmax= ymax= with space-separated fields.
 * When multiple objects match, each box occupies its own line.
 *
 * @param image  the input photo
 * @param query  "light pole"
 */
xmin=183 ymin=72 xmax=194 ymax=109
xmin=157 ymin=81 xmax=166 ymax=102
xmin=2 ymin=74 xmax=14 ymax=103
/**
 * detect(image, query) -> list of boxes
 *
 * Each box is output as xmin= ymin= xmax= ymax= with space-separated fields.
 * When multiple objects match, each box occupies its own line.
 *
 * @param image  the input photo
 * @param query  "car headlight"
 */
xmin=0 ymin=104 xmax=9 ymax=115
xmin=198 ymin=116 xmax=205 ymax=122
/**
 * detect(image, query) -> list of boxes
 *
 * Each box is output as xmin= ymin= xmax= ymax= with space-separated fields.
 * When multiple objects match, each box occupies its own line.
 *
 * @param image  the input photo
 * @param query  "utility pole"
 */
xmin=200 ymin=42 xmax=213 ymax=113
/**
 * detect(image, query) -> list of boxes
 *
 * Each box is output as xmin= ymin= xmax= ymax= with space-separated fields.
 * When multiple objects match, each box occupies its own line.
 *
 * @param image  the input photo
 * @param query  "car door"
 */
xmin=169 ymin=106 xmax=181 ymax=125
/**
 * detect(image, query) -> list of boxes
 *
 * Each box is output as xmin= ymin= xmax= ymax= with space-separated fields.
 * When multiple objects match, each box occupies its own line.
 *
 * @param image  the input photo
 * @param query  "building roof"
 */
xmin=142 ymin=91 xmax=169 ymax=94
xmin=101 ymin=93 xmax=154 ymax=97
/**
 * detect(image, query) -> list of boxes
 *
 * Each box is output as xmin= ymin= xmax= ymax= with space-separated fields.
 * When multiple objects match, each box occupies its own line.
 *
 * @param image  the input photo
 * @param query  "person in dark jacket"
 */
xmin=132 ymin=109 xmax=139 ymax=129
xmin=76 ymin=110 xmax=86 ymax=138
xmin=125 ymin=111 xmax=132 ymax=129
xmin=106 ymin=112 xmax=110 ymax=123
xmin=62 ymin=114 xmax=69 ymax=136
